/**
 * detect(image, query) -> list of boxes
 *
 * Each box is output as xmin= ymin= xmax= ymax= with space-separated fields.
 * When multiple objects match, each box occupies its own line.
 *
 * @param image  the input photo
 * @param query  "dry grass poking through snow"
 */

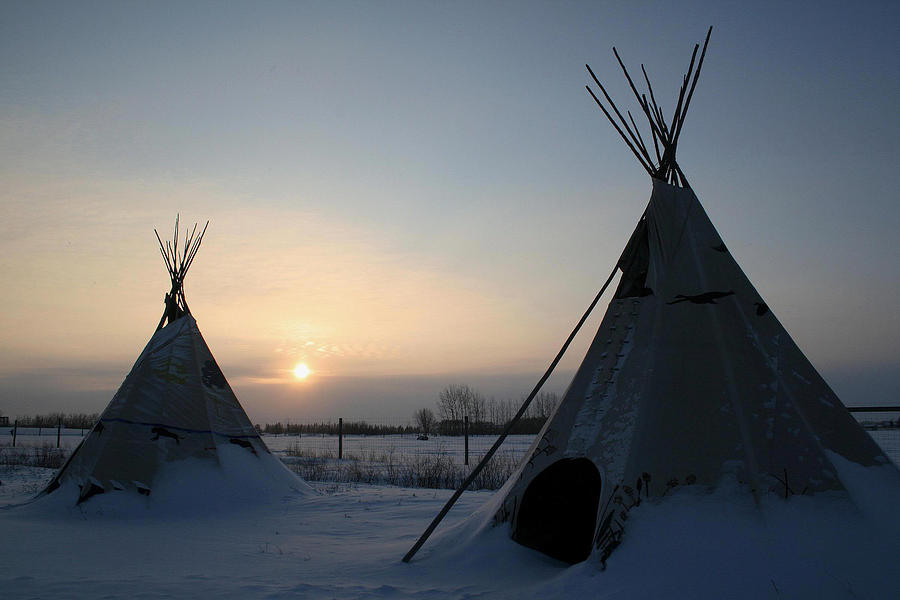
xmin=0 ymin=439 xmax=523 ymax=491
xmin=283 ymin=443 xmax=519 ymax=490
xmin=0 ymin=443 xmax=67 ymax=469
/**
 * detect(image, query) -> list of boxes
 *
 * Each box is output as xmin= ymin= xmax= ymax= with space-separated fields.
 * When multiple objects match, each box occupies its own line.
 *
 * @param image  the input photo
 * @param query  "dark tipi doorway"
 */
xmin=512 ymin=458 xmax=602 ymax=564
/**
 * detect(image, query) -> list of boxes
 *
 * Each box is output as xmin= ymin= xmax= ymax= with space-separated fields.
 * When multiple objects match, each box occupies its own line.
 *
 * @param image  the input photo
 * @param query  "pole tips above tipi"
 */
xmin=154 ymin=215 xmax=209 ymax=331
xmin=586 ymin=26 xmax=712 ymax=189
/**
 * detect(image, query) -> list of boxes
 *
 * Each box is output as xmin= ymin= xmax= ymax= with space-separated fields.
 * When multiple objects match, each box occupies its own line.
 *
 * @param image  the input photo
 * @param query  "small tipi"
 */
xmin=404 ymin=28 xmax=898 ymax=565
xmin=43 ymin=218 xmax=309 ymax=504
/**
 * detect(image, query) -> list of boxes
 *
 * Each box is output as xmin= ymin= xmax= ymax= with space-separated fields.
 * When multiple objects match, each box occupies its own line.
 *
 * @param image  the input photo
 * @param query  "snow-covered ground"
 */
xmin=0 ymin=430 xmax=538 ymax=458
xmin=262 ymin=432 xmax=537 ymax=463
xmin=1 ymin=457 xmax=899 ymax=600
xmin=1 ymin=426 xmax=898 ymax=598
xmin=0 ymin=466 xmax=562 ymax=599
xmin=867 ymin=429 xmax=899 ymax=464
xmin=0 ymin=428 xmax=87 ymax=450
xmin=7 ymin=427 xmax=896 ymax=467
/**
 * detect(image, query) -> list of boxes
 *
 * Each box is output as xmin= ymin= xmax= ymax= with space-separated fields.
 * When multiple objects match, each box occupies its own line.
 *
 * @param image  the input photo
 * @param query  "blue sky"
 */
xmin=1 ymin=1 xmax=898 ymax=422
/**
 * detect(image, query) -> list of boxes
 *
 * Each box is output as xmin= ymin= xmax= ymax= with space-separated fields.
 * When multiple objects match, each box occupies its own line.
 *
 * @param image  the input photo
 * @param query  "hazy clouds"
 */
xmin=1 ymin=1 xmax=898 ymax=421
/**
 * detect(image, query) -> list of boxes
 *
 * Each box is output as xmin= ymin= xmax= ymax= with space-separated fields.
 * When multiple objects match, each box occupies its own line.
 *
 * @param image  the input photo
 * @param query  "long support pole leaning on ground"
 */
xmin=401 ymin=264 xmax=620 ymax=563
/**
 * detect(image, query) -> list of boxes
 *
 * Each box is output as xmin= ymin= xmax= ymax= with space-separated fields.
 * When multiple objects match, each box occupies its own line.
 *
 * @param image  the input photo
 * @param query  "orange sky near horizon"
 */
xmin=1 ymin=2 xmax=898 ymax=423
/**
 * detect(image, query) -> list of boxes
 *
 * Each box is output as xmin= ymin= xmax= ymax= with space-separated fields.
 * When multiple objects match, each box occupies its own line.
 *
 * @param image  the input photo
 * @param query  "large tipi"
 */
xmin=42 ymin=218 xmax=309 ymax=505
xmin=404 ymin=28 xmax=898 ymax=565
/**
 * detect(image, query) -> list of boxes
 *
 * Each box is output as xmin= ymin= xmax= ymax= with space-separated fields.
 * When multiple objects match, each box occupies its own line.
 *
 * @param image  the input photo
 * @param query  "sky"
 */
xmin=1 ymin=0 xmax=898 ymax=423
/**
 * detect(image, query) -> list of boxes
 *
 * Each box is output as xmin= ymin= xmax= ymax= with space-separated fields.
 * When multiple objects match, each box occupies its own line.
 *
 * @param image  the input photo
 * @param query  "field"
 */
xmin=2 ymin=424 xmax=898 ymax=491
xmin=1 ymin=425 xmax=899 ymax=598
xmin=268 ymin=431 xmax=534 ymax=488
xmin=263 ymin=431 xmax=536 ymax=461
xmin=1 ymin=461 xmax=898 ymax=599
xmin=0 ymin=428 xmax=540 ymax=494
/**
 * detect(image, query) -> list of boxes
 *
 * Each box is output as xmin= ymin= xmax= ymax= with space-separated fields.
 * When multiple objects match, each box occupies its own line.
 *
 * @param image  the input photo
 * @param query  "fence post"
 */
xmin=57 ymin=418 xmax=62 ymax=448
xmin=12 ymin=420 xmax=17 ymax=447
xmin=338 ymin=418 xmax=343 ymax=460
xmin=464 ymin=415 xmax=469 ymax=466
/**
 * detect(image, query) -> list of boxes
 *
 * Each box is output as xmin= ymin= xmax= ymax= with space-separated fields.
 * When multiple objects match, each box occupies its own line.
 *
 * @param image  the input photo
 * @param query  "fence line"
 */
xmin=850 ymin=408 xmax=900 ymax=463
xmin=4 ymin=423 xmax=89 ymax=449
xmin=847 ymin=406 xmax=900 ymax=413
xmin=3 ymin=412 xmax=898 ymax=490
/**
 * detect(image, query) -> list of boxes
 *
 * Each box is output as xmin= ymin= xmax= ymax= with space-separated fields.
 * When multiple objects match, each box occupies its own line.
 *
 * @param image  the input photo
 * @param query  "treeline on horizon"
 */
xmin=5 ymin=386 xmax=562 ymax=437
xmin=258 ymin=418 xmax=549 ymax=437
xmin=261 ymin=421 xmax=417 ymax=436
xmin=260 ymin=385 xmax=561 ymax=437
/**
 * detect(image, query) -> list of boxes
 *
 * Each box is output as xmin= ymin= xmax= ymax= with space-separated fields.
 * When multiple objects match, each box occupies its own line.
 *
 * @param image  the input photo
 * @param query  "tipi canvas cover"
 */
xmin=403 ymin=28 xmax=899 ymax=565
xmin=43 ymin=220 xmax=309 ymax=505
xmin=493 ymin=179 xmax=894 ymax=564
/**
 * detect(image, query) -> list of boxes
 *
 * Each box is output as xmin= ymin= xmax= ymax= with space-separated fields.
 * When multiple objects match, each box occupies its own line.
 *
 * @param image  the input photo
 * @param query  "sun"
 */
xmin=292 ymin=363 xmax=312 ymax=380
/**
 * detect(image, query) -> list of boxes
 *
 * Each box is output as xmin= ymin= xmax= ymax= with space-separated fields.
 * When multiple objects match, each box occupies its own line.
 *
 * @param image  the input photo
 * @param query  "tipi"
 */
xmin=42 ymin=218 xmax=309 ymax=504
xmin=404 ymin=28 xmax=897 ymax=565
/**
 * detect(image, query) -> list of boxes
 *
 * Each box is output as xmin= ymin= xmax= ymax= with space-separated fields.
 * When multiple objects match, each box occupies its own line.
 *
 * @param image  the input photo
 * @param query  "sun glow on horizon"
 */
xmin=292 ymin=362 xmax=312 ymax=380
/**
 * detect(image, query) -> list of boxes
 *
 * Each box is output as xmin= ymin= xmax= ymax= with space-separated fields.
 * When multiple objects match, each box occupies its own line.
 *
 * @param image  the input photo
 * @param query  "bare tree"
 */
xmin=532 ymin=391 xmax=560 ymax=419
xmin=436 ymin=384 xmax=466 ymax=422
xmin=414 ymin=407 xmax=436 ymax=435
xmin=436 ymin=384 xmax=488 ymax=433
xmin=489 ymin=397 xmax=517 ymax=426
xmin=470 ymin=392 xmax=487 ymax=423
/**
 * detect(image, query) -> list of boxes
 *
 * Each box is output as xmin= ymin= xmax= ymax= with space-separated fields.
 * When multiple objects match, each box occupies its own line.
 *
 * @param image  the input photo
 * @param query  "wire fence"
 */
xmin=259 ymin=411 xmax=900 ymax=460
xmin=261 ymin=421 xmax=535 ymax=463
xmin=260 ymin=418 xmax=536 ymax=489
xmin=850 ymin=409 xmax=900 ymax=466
xmin=2 ymin=413 xmax=898 ymax=490
xmin=0 ymin=426 xmax=86 ymax=469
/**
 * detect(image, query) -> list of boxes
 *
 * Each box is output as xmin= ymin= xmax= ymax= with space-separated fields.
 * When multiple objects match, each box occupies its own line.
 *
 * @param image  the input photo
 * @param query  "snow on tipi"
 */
xmin=404 ymin=27 xmax=899 ymax=565
xmin=42 ymin=218 xmax=310 ymax=505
